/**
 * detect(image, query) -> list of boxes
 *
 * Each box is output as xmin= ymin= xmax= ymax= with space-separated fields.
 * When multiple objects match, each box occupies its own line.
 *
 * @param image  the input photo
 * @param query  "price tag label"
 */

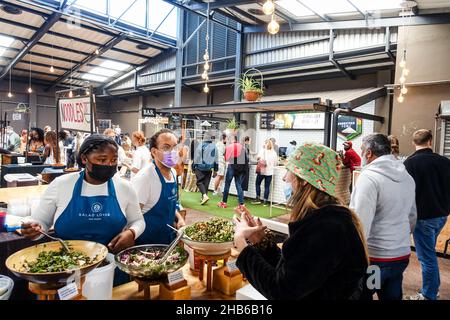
xmin=226 ymin=261 xmax=239 ymax=273
xmin=167 ymin=269 xmax=185 ymax=286
xmin=57 ymin=282 xmax=79 ymax=300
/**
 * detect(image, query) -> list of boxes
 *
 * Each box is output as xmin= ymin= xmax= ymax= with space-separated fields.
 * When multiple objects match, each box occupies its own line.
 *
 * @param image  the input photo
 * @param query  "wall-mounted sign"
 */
xmin=98 ymin=119 xmax=112 ymax=131
xmin=12 ymin=113 xmax=22 ymax=121
xmin=142 ymin=107 xmax=157 ymax=118
xmin=260 ymin=113 xmax=275 ymax=129
xmin=141 ymin=116 xmax=169 ymax=124
xmin=272 ymin=111 xmax=325 ymax=130
xmin=59 ymin=97 xmax=94 ymax=132
xmin=337 ymin=115 xmax=363 ymax=141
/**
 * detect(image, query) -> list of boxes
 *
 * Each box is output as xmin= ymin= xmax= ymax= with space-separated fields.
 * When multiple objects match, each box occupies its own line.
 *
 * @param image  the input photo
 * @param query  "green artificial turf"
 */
xmin=180 ymin=190 xmax=288 ymax=220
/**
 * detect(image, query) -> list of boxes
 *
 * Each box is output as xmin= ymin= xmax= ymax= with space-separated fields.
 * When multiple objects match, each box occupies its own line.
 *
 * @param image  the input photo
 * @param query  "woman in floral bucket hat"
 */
xmin=233 ymin=143 xmax=370 ymax=300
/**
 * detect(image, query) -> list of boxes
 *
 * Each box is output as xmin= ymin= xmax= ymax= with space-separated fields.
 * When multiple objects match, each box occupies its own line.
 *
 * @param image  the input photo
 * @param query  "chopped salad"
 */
xmin=184 ymin=217 xmax=234 ymax=243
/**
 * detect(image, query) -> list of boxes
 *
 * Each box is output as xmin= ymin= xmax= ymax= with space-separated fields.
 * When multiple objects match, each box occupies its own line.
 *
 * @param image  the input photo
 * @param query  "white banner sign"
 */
xmin=293 ymin=112 xmax=325 ymax=129
xmin=59 ymin=97 xmax=94 ymax=132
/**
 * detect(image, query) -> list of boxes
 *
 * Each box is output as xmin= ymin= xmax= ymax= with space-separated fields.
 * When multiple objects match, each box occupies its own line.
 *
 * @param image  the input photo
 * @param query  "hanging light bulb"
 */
xmin=203 ymin=51 xmax=209 ymax=61
xmin=262 ymin=0 xmax=275 ymax=15
xmin=401 ymin=85 xmax=408 ymax=95
xmin=268 ymin=17 xmax=280 ymax=35
xmin=204 ymin=62 xmax=210 ymax=71
xmin=50 ymin=65 xmax=55 ymax=73
xmin=95 ymin=49 xmax=100 ymax=55
xmin=8 ymin=69 xmax=12 ymax=98
xmin=27 ymin=87 xmax=33 ymax=94
xmin=86 ymin=88 xmax=90 ymax=96
xmin=201 ymin=71 xmax=208 ymax=80
xmin=203 ymin=83 xmax=209 ymax=93
xmin=69 ymin=90 xmax=74 ymax=98
xmin=399 ymin=59 xmax=406 ymax=68
xmin=397 ymin=94 xmax=404 ymax=103
xmin=402 ymin=68 xmax=410 ymax=76
xmin=399 ymin=75 xmax=406 ymax=84
xmin=7 ymin=92 xmax=13 ymax=98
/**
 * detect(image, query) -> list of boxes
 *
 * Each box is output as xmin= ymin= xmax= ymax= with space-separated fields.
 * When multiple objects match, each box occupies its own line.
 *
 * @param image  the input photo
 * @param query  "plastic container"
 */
xmin=82 ymin=253 xmax=116 ymax=300
xmin=0 ymin=212 xmax=6 ymax=232
xmin=0 ymin=275 xmax=14 ymax=300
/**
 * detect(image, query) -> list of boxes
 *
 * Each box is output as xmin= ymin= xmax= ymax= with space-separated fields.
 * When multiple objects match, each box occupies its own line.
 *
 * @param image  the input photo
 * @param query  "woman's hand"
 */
xmin=233 ymin=212 xmax=266 ymax=252
xmin=108 ymin=229 xmax=135 ymax=253
xmin=176 ymin=216 xmax=186 ymax=229
xmin=233 ymin=207 xmax=266 ymax=243
xmin=21 ymin=222 xmax=43 ymax=240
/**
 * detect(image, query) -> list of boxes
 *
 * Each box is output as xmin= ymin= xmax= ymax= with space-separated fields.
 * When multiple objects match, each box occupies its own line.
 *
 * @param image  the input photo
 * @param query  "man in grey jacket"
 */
xmin=350 ymin=133 xmax=417 ymax=301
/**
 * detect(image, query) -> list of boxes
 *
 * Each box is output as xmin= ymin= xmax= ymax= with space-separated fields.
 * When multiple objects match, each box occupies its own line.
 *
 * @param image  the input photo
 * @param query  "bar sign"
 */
xmin=167 ymin=269 xmax=185 ymax=286
xmin=142 ymin=108 xmax=156 ymax=118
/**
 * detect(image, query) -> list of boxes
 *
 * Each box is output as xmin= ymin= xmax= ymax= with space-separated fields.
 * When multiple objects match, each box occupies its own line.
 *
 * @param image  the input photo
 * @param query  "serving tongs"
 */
xmin=38 ymin=229 xmax=71 ymax=253
xmin=156 ymin=226 xmax=186 ymax=265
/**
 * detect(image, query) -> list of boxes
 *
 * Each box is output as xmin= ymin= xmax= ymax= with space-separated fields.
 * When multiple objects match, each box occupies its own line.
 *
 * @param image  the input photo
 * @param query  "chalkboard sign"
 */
xmin=142 ymin=108 xmax=156 ymax=118
xmin=260 ymin=113 xmax=275 ymax=129
xmin=98 ymin=119 xmax=112 ymax=131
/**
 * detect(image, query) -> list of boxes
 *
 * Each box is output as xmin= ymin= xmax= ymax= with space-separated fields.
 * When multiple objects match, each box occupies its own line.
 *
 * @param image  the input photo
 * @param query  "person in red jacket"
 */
xmin=342 ymin=141 xmax=361 ymax=173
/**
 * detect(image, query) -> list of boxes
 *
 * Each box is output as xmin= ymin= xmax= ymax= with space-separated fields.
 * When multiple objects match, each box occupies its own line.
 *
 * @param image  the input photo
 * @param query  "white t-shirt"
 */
xmin=131 ymin=162 xmax=177 ymax=214
xmin=29 ymin=172 xmax=145 ymax=239
xmin=257 ymin=149 xmax=279 ymax=176
xmin=131 ymin=145 xmax=151 ymax=178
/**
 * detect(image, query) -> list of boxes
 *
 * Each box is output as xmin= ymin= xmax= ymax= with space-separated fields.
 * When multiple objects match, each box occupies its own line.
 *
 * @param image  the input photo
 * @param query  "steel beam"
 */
xmin=0 ymin=11 xmax=64 ymax=79
xmin=230 ymin=6 xmax=265 ymax=25
xmin=234 ymin=23 xmax=244 ymax=102
xmin=46 ymin=34 xmax=128 ymax=90
xmin=174 ymin=7 xmax=184 ymax=107
xmin=189 ymin=1 xmax=257 ymax=10
xmin=244 ymin=13 xmax=450 ymax=32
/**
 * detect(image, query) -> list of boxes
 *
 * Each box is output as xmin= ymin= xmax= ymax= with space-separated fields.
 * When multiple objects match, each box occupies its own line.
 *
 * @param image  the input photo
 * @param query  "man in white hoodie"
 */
xmin=350 ymin=133 xmax=417 ymax=301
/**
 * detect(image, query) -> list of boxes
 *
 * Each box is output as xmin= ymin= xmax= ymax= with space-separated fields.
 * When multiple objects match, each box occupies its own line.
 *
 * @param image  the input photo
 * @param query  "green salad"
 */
xmin=185 ymin=217 xmax=234 ymax=243
xmin=20 ymin=248 xmax=95 ymax=273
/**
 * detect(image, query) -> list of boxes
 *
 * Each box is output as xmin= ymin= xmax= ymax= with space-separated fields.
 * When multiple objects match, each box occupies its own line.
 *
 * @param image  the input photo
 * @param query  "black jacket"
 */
xmin=404 ymin=148 xmax=450 ymax=220
xmin=236 ymin=205 xmax=368 ymax=300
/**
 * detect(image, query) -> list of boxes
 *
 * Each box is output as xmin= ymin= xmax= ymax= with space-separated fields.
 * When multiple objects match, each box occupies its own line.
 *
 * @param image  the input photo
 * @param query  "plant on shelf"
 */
xmin=237 ymin=74 xmax=264 ymax=102
xmin=226 ymin=118 xmax=240 ymax=135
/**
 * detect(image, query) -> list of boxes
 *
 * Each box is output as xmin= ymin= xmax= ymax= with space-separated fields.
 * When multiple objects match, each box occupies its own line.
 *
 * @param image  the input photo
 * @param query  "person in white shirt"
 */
xmin=125 ymin=131 xmax=151 ymax=178
xmin=103 ymin=128 xmax=131 ymax=168
xmin=21 ymin=134 xmax=145 ymax=254
xmin=252 ymin=139 xmax=279 ymax=206
xmin=132 ymin=129 xmax=186 ymax=245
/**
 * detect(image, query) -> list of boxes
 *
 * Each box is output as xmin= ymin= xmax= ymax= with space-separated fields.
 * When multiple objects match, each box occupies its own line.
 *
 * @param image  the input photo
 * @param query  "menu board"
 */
xmin=260 ymin=111 xmax=325 ymax=130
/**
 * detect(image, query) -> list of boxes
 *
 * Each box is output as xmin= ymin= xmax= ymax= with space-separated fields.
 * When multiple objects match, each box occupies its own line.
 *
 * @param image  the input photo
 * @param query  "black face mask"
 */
xmin=86 ymin=162 xmax=117 ymax=183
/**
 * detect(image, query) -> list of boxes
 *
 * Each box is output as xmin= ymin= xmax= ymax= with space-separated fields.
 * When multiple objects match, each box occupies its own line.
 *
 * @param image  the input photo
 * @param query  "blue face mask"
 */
xmin=284 ymin=182 xmax=293 ymax=200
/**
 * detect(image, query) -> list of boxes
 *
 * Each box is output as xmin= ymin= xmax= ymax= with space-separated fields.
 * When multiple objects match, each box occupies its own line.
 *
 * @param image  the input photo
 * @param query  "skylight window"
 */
xmin=89 ymin=67 xmax=120 ymax=77
xmin=82 ymin=74 xmax=108 ymax=82
xmin=351 ymin=0 xmax=403 ymax=12
xmin=299 ymin=0 xmax=356 ymax=14
xmin=73 ymin=0 xmax=107 ymax=15
xmin=100 ymin=60 xmax=130 ymax=71
xmin=0 ymin=35 xmax=14 ymax=56
xmin=276 ymin=0 xmax=314 ymax=17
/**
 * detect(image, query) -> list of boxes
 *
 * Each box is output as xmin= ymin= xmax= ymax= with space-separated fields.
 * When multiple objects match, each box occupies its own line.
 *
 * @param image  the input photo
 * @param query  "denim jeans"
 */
xmin=413 ymin=216 xmax=448 ymax=300
xmin=255 ymin=174 xmax=273 ymax=201
xmin=369 ymin=259 xmax=410 ymax=300
xmin=222 ymin=165 xmax=245 ymax=205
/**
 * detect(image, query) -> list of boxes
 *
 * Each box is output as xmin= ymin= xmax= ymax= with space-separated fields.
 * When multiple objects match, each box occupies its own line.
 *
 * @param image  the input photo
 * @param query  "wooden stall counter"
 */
xmin=113 ymin=263 xmax=247 ymax=300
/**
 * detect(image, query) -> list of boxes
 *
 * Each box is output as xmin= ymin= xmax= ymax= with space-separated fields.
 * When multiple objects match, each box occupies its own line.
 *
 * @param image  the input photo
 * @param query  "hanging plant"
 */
xmin=237 ymin=68 xmax=265 ymax=102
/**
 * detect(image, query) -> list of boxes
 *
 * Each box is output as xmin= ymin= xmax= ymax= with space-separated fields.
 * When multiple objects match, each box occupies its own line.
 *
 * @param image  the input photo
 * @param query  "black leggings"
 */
xmin=255 ymin=174 xmax=273 ymax=201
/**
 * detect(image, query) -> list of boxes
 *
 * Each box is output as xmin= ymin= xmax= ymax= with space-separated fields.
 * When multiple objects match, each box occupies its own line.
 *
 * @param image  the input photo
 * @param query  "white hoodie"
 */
xmin=350 ymin=155 xmax=417 ymax=259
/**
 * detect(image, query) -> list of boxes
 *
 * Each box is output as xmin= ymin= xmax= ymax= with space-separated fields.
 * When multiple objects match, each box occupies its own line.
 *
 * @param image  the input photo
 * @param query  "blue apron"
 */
xmin=136 ymin=163 xmax=178 ymax=245
xmin=54 ymin=171 xmax=127 ymax=246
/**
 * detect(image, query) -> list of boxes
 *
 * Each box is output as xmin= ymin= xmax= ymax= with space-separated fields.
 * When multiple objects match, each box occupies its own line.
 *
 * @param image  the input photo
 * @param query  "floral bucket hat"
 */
xmin=285 ymin=143 xmax=343 ymax=197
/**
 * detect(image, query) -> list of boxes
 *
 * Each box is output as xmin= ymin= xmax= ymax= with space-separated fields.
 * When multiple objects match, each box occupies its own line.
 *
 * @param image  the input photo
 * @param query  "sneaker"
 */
xmin=405 ymin=292 xmax=427 ymax=300
xmin=201 ymin=194 xmax=210 ymax=205
xmin=217 ymin=202 xmax=227 ymax=209
xmin=263 ymin=201 xmax=269 ymax=207
xmin=251 ymin=198 xmax=262 ymax=205
xmin=212 ymin=191 xmax=218 ymax=196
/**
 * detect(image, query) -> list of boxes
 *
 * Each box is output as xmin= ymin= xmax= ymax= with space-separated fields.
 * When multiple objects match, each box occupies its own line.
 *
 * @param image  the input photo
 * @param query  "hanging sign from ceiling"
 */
xmin=59 ymin=97 xmax=94 ymax=132
xmin=142 ymin=107 xmax=157 ymax=118
xmin=337 ymin=115 xmax=363 ymax=141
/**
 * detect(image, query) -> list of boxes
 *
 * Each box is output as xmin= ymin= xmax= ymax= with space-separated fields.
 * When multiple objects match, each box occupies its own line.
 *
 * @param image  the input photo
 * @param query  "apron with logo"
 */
xmin=136 ymin=163 xmax=178 ymax=245
xmin=54 ymin=171 xmax=127 ymax=246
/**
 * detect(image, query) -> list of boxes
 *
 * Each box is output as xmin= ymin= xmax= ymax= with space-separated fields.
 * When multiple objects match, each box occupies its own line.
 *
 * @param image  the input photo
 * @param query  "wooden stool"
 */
xmin=29 ymin=277 xmax=86 ymax=300
xmin=196 ymin=250 xmax=231 ymax=291
xmin=213 ymin=266 xmax=243 ymax=296
xmin=133 ymin=278 xmax=160 ymax=300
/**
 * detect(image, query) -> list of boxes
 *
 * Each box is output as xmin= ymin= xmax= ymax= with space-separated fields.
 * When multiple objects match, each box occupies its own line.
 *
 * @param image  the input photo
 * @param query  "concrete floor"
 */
xmin=185 ymin=208 xmax=450 ymax=300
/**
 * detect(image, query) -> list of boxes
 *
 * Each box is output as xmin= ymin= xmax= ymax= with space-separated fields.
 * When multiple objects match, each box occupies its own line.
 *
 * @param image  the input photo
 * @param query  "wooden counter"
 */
xmin=0 ymin=185 xmax=48 ymax=203
xmin=112 ymin=263 xmax=247 ymax=300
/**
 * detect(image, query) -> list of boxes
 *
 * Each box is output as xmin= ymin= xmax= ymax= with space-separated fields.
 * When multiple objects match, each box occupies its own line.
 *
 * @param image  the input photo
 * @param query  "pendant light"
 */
xmin=50 ymin=35 xmax=55 ymax=73
xmin=268 ymin=14 xmax=280 ymax=35
xmin=68 ymin=39 xmax=74 ymax=98
xmin=7 ymin=68 xmax=13 ymax=98
xmin=27 ymin=55 xmax=32 ymax=94
xmin=202 ymin=2 xmax=211 ymax=94
xmin=262 ymin=0 xmax=275 ymax=15
xmin=401 ymin=85 xmax=408 ymax=95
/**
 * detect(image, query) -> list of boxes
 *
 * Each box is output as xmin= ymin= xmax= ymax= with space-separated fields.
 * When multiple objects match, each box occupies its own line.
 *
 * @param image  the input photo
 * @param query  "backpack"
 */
xmin=194 ymin=142 xmax=216 ymax=171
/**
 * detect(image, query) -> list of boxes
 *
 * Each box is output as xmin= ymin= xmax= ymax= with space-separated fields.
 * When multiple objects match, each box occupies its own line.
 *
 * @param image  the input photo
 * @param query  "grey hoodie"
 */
xmin=350 ymin=155 xmax=417 ymax=259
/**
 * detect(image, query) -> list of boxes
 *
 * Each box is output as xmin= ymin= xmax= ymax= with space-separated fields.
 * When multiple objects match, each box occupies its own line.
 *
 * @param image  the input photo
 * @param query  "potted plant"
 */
xmin=226 ymin=118 xmax=240 ymax=135
xmin=237 ymin=75 xmax=264 ymax=102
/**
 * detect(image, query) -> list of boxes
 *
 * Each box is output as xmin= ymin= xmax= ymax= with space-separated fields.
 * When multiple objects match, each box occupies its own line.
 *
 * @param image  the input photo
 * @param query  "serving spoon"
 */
xmin=38 ymin=229 xmax=71 ymax=253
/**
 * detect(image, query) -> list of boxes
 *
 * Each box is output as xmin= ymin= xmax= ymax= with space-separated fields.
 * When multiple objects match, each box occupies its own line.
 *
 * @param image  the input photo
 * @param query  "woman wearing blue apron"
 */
xmin=23 ymin=135 xmax=146 ymax=286
xmin=132 ymin=129 xmax=186 ymax=245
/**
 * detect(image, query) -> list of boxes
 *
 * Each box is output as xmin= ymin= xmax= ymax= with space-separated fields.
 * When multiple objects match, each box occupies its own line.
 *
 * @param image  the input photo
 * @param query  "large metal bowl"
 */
xmin=5 ymin=240 xmax=108 ymax=285
xmin=115 ymin=244 xmax=188 ymax=281
xmin=179 ymin=226 xmax=235 ymax=255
